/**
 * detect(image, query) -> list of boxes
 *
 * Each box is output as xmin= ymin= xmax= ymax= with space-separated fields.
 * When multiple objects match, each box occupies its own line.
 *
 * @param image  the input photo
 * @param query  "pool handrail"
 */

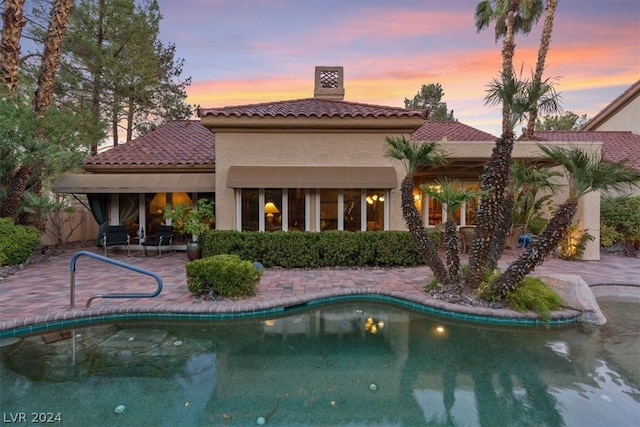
xmin=69 ymin=250 xmax=163 ymax=309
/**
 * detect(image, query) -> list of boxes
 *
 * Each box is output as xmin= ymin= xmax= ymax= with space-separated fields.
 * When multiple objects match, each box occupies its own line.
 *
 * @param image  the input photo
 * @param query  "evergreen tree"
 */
xmin=404 ymin=83 xmax=455 ymax=121
xmin=26 ymin=0 xmax=196 ymax=153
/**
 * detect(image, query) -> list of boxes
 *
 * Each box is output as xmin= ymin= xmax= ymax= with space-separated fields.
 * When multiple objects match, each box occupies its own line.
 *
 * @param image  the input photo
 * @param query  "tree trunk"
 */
xmin=525 ymin=0 xmax=557 ymax=139
xmin=464 ymin=136 xmax=515 ymax=289
xmin=1 ymin=0 xmax=26 ymax=93
xmin=443 ymin=219 xmax=462 ymax=283
xmin=33 ymin=0 xmax=73 ymax=113
xmin=400 ymin=175 xmax=449 ymax=285
xmin=465 ymin=3 xmax=518 ymax=290
xmin=486 ymin=193 xmax=514 ymax=269
xmin=0 ymin=165 xmax=31 ymax=221
xmin=491 ymin=199 xmax=578 ymax=298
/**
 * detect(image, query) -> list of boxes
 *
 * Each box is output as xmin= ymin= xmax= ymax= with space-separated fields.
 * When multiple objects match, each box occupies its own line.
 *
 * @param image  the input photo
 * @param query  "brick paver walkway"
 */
xmin=1 ymin=246 xmax=638 ymax=335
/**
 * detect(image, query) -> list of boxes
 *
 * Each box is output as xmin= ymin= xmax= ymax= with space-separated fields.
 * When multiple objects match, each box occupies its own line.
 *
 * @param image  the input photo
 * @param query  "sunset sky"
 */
xmin=156 ymin=0 xmax=639 ymax=136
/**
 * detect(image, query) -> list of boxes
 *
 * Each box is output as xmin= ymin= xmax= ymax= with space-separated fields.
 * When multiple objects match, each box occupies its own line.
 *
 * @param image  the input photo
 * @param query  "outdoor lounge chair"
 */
xmin=101 ymin=225 xmax=131 ymax=257
xmin=141 ymin=225 xmax=174 ymax=256
xmin=504 ymin=225 xmax=526 ymax=255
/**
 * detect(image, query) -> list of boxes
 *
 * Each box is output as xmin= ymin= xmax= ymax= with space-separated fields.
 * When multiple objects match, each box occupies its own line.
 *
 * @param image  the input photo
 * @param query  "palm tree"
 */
xmin=510 ymin=159 xmax=561 ymax=230
xmin=422 ymin=179 xmax=482 ymax=283
xmin=491 ymin=144 xmax=640 ymax=297
xmin=0 ymin=0 xmax=73 ymax=223
xmin=384 ymin=136 xmax=450 ymax=285
xmin=34 ymin=0 xmax=74 ymax=114
xmin=1 ymin=0 xmax=26 ymax=93
xmin=466 ymin=0 xmax=545 ymax=290
xmin=525 ymin=0 xmax=559 ymax=139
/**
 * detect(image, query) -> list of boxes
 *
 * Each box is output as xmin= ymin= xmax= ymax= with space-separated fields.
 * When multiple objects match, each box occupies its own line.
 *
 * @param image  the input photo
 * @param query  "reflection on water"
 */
xmin=1 ymin=299 xmax=639 ymax=426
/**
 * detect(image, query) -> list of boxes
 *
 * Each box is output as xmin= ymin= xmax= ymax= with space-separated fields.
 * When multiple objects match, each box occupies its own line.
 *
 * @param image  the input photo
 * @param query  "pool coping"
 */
xmin=0 ymin=288 xmax=582 ymax=339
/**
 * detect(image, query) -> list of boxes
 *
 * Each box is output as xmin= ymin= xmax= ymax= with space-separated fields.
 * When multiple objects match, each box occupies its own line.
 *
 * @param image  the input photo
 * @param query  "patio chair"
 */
xmin=504 ymin=225 xmax=526 ymax=256
xmin=141 ymin=225 xmax=174 ymax=256
xmin=101 ymin=225 xmax=131 ymax=257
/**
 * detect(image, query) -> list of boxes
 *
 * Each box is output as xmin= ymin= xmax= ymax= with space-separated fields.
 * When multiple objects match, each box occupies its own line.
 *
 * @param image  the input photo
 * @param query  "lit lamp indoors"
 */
xmin=264 ymin=201 xmax=280 ymax=223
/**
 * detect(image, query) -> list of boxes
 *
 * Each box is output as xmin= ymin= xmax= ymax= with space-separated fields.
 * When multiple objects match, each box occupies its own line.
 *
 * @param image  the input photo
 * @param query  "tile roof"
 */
xmin=83 ymin=120 xmax=215 ymax=168
xmin=533 ymin=130 xmax=640 ymax=171
xmin=198 ymin=97 xmax=426 ymax=119
xmin=411 ymin=121 xmax=497 ymax=141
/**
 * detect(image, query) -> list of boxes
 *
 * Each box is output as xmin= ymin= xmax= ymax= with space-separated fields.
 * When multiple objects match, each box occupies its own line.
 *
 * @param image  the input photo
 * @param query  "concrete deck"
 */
xmin=1 ymin=246 xmax=638 ymax=335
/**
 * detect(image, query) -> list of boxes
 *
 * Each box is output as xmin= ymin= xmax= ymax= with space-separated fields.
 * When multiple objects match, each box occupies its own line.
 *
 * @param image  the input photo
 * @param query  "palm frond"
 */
xmin=538 ymin=143 xmax=640 ymax=199
xmin=385 ymin=136 xmax=448 ymax=175
xmin=420 ymin=178 xmax=483 ymax=216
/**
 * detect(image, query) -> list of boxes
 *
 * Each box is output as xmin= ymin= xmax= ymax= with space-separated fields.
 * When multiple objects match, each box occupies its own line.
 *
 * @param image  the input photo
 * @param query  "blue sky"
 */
xmin=156 ymin=0 xmax=640 ymax=136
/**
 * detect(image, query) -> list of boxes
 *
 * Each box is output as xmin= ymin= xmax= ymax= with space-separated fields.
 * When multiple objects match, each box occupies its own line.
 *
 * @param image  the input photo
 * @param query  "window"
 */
xmin=241 ymin=189 xmax=259 ymax=231
xmin=288 ymin=188 xmax=307 ymax=231
xmin=365 ymin=190 xmax=385 ymax=231
xmin=343 ymin=189 xmax=362 ymax=231
xmin=264 ymin=189 xmax=283 ymax=231
xmin=240 ymin=188 xmax=388 ymax=232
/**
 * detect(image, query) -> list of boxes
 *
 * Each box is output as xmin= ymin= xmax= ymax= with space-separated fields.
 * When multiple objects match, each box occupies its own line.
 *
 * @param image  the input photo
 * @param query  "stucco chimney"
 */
xmin=314 ymin=66 xmax=345 ymax=100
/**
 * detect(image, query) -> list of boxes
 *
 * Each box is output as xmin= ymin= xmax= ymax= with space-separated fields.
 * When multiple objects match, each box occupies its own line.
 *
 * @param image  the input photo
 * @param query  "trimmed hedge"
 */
xmin=186 ymin=254 xmax=262 ymax=297
xmin=201 ymin=230 xmax=427 ymax=268
xmin=0 ymin=218 xmax=41 ymax=267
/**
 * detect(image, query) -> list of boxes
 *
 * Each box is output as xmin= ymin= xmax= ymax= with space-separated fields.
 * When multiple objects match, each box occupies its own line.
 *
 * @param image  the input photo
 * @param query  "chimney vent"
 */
xmin=314 ymin=66 xmax=344 ymax=100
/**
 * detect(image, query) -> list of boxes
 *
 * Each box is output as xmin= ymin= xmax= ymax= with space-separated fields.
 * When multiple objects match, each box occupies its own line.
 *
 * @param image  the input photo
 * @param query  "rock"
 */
xmin=534 ymin=274 xmax=607 ymax=325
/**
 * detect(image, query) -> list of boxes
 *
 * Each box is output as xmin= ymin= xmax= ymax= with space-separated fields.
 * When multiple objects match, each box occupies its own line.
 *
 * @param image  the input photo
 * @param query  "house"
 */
xmin=52 ymin=66 xmax=602 ymax=258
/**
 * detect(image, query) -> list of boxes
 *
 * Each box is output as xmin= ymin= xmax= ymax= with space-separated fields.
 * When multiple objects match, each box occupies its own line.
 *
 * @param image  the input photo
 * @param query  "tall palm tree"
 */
xmin=510 ymin=159 xmax=561 ymax=229
xmin=525 ymin=0 xmax=559 ymax=139
xmin=491 ymin=144 xmax=640 ymax=297
xmin=422 ymin=179 xmax=482 ymax=283
xmin=1 ymin=0 xmax=26 ymax=93
xmin=34 ymin=0 xmax=74 ymax=113
xmin=385 ymin=136 xmax=450 ymax=285
xmin=0 ymin=0 xmax=73 ymax=223
xmin=466 ymin=0 xmax=545 ymax=290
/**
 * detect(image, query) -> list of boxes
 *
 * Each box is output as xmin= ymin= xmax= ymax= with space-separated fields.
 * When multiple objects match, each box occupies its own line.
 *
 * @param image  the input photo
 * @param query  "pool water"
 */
xmin=1 ymin=298 xmax=639 ymax=426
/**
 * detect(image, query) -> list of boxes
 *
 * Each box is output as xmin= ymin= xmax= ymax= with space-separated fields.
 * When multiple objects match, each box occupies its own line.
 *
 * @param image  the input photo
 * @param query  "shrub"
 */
xmin=185 ymin=254 xmax=262 ymax=298
xmin=201 ymin=230 xmax=425 ymax=267
xmin=600 ymin=195 xmax=640 ymax=256
xmin=558 ymin=225 xmax=594 ymax=261
xmin=599 ymin=224 xmax=620 ymax=248
xmin=0 ymin=218 xmax=41 ymax=266
xmin=507 ymin=276 xmax=563 ymax=322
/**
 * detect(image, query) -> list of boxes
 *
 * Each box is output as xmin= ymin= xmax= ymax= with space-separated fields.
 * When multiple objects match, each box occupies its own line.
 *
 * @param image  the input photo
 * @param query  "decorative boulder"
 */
xmin=534 ymin=274 xmax=607 ymax=325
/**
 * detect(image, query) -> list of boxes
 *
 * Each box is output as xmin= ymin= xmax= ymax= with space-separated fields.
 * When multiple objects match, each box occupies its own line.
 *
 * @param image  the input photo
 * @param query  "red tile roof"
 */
xmin=83 ymin=120 xmax=215 ymax=168
xmin=411 ymin=121 xmax=497 ymax=141
xmin=533 ymin=130 xmax=640 ymax=170
xmin=199 ymin=98 xmax=426 ymax=119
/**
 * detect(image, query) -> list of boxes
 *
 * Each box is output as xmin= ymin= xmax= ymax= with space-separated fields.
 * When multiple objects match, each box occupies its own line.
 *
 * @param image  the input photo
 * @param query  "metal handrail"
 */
xmin=69 ymin=250 xmax=163 ymax=309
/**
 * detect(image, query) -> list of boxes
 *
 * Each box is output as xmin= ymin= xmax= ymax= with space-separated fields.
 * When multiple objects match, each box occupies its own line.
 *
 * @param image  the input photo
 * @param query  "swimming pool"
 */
xmin=1 ymin=298 xmax=638 ymax=426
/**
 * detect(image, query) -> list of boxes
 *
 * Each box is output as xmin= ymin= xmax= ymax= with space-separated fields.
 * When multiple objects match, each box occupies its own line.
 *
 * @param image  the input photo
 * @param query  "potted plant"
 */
xmin=183 ymin=199 xmax=215 ymax=260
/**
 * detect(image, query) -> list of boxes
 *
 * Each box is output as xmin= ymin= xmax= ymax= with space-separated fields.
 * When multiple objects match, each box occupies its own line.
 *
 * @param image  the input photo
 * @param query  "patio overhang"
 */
xmin=52 ymin=173 xmax=216 ymax=193
xmin=226 ymin=166 xmax=397 ymax=188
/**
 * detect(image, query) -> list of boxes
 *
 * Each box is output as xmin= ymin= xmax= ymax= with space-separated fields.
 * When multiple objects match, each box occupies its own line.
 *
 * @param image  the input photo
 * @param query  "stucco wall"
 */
xmin=214 ymin=131 xmax=408 ymax=231
xmin=590 ymin=95 xmax=640 ymax=134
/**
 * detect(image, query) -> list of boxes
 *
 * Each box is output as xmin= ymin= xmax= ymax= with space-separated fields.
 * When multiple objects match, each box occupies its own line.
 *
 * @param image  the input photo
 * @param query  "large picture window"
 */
xmin=239 ymin=188 xmax=388 ymax=232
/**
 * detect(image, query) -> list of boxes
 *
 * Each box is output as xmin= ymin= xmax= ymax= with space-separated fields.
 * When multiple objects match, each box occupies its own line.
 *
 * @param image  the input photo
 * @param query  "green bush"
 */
xmin=527 ymin=217 xmax=547 ymax=235
xmin=185 ymin=254 xmax=262 ymax=298
xmin=0 ymin=218 xmax=41 ymax=266
xmin=507 ymin=276 xmax=563 ymax=322
xmin=599 ymin=224 xmax=620 ymax=248
xmin=600 ymin=196 xmax=640 ymax=255
xmin=201 ymin=230 xmax=426 ymax=267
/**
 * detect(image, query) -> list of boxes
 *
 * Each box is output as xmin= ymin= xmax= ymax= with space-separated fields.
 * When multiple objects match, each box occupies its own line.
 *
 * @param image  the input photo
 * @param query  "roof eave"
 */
xmin=200 ymin=115 xmax=425 ymax=134
xmin=82 ymin=164 xmax=216 ymax=174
